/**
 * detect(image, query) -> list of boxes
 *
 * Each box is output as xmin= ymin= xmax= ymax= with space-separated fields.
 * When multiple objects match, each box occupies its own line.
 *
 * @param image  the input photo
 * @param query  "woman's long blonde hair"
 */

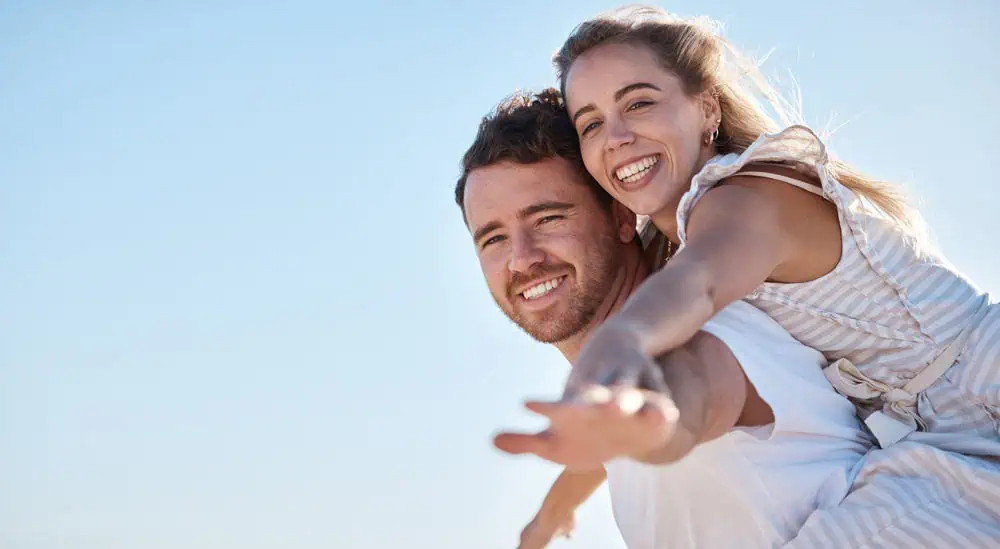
xmin=554 ymin=5 xmax=925 ymax=240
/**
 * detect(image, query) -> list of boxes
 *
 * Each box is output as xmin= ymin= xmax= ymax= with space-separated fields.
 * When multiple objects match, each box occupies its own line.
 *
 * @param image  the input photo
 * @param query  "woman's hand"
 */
xmin=493 ymin=385 xmax=679 ymax=470
xmin=563 ymin=321 xmax=668 ymax=399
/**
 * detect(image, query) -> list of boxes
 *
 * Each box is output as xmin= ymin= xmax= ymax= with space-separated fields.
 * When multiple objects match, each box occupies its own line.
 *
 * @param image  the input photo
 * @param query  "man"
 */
xmin=455 ymin=89 xmax=871 ymax=549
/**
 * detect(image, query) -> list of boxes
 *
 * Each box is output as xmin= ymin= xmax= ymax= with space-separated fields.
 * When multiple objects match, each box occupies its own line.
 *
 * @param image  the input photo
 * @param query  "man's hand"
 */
xmin=518 ymin=511 xmax=574 ymax=549
xmin=493 ymin=385 xmax=679 ymax=470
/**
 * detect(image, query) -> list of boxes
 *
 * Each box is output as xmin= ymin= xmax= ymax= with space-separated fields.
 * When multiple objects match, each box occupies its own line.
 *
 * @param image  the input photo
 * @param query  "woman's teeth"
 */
xmin=616 ymin=156 xmax=659 ymax=184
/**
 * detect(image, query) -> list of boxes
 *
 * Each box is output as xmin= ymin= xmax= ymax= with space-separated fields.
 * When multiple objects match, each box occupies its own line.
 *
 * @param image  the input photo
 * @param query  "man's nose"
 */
xmin=507 ymin=232 xmax=545 ymax=274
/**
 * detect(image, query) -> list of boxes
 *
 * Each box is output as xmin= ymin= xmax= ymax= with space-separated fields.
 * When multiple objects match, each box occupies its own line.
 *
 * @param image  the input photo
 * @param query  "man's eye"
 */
xmin=538 ymin=215 xmax=563 ymax=224
xmin=482 ymin=235 xmax=505 ymax=248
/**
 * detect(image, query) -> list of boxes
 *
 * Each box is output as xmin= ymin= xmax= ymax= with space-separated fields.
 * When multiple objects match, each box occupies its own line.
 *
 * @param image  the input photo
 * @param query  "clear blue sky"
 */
xmin=1 ymin=1 xmax=997 ymax=548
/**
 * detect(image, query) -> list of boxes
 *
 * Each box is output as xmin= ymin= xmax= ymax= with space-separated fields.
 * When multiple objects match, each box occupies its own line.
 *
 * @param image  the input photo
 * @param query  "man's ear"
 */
xmin=612 ymin=200 xmax=637 ymax=243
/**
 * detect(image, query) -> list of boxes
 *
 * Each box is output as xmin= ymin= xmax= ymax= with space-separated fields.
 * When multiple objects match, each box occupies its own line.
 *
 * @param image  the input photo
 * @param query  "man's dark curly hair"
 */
xmin=454 ymin=88 xmax=612 ymax=221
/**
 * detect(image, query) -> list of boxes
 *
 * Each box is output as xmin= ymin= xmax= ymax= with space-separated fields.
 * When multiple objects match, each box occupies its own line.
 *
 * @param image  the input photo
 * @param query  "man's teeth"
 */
xmin=615 ymin=156 xmax=658 ymax=184
xmin=522 ymin=277 xmax=563 ymax=300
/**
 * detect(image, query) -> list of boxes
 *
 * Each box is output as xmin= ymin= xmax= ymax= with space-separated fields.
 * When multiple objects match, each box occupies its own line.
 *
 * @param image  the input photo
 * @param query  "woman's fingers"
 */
xmin=493 ymin=430 xmax=552 ymax=456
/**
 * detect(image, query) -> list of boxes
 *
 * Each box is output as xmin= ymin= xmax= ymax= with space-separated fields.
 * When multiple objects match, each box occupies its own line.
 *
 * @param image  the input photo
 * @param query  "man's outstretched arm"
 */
xmin=518 ymin=466 xmax=606 ymax=549
xmin=634 ymin=330 xmax=772 ymax=465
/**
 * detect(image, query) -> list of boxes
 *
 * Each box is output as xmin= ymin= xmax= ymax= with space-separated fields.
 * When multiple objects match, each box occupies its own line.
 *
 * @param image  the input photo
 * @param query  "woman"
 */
xmin=512 ymin=5 xmax=1000 ymax=547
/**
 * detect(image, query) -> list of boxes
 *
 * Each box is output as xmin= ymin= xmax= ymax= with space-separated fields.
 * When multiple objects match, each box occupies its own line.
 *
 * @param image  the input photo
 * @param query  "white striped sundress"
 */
xmin=673 ymin=125 xmax=1000 ymax=547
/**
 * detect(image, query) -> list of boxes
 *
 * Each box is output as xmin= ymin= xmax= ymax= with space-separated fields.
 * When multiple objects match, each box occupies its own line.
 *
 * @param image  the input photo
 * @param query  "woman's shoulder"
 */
xmin=698 ymin=125 xmax=830 ymax=185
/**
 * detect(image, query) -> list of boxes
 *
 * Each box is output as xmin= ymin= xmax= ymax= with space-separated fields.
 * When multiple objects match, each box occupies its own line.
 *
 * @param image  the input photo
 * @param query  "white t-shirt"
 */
xmin=604 ymin=300 xmax=871 ymax=549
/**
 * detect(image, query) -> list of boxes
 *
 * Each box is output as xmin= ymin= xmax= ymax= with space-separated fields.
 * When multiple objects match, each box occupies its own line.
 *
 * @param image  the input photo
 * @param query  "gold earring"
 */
xmin=704 ymin=120 xmax=721 ymax=146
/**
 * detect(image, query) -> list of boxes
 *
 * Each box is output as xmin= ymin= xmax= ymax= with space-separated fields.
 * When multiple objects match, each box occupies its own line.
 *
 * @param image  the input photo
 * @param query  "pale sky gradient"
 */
xmin=2 ymin=1 xmax=998 ymax=548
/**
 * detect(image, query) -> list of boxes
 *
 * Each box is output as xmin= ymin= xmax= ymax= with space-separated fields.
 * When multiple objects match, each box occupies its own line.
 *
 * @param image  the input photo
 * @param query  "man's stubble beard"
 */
xmin=495 ymin=231 xmax=621 ymax=344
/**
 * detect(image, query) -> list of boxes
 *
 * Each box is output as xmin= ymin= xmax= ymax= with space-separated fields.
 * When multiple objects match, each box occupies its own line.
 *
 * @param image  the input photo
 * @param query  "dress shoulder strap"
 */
xmin=735 ymin=171 xmax=827 ymax=199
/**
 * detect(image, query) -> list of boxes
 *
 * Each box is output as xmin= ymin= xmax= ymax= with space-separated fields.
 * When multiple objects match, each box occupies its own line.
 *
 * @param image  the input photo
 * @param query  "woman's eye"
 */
xmin=627 ymin=100 xmax=653 ymax=111
xmin=581 ymin=120 xmax=601 ymax=136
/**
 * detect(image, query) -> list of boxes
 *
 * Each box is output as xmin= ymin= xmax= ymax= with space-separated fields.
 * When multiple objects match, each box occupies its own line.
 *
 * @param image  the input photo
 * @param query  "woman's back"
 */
xmin=674 ymin=125 xmax=1000 ymax=446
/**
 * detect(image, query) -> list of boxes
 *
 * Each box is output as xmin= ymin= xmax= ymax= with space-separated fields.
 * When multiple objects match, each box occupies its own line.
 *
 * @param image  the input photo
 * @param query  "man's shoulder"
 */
xmin=700 ymin=300 xmax=827 ymax=376
xmin=703 ymin=301 xmax=793 ymax=343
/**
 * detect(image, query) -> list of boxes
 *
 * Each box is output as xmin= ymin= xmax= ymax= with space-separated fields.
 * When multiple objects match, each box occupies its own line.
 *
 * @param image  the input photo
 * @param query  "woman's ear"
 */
xmin=699 ymin=88 xmax=722 ymax=132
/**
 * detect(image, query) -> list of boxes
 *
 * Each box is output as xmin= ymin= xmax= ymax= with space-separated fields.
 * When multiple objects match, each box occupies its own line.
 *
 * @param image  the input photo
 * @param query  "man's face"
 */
xmin=463 ymin=157 xmax=631 ymax=343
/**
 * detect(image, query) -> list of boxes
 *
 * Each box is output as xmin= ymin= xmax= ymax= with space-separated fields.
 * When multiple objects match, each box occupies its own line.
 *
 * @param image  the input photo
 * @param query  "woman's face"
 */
xmin=565 ymin=42 xmax=718 ymax=222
